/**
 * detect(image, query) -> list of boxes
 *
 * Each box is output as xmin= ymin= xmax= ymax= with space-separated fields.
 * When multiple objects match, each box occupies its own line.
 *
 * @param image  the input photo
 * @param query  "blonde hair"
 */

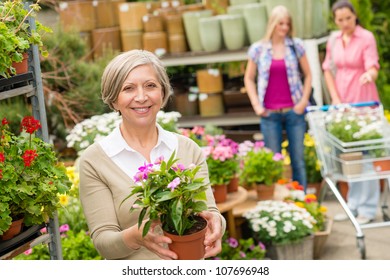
xmin=101 ymin=49 xmax=172 ymax=111
xmin=262 ymin=5 xmax=294 ymax=41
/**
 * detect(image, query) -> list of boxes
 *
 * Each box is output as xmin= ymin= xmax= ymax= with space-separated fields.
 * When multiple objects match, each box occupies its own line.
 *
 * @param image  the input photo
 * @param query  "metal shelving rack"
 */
xmin=0 ymin=10 xmax=62 ymax=260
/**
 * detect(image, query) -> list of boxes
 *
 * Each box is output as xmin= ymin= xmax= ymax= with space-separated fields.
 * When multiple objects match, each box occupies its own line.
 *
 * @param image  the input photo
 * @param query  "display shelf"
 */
xmin=177 ymin=111 xmax=259 ymax=128
xmin=0 ymin=224 xmax=46 ymax=260
xmin=161 ymin=48 xmax=248 ymax=67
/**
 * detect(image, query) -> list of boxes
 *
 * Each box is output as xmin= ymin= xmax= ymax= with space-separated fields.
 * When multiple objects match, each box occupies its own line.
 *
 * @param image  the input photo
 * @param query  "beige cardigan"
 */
xmin=79 ymin=134 xmax=225 ymax=260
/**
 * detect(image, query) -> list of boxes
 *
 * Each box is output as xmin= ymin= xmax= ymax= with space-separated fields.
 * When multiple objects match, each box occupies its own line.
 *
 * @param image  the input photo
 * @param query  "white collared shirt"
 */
xmin=99 ymin=123 xmax=178 ymax=179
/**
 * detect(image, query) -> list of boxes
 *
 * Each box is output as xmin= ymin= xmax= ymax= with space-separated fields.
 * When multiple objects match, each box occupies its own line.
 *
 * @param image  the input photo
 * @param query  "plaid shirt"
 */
xmin=248 ymin=37 xmax=305 ymax=106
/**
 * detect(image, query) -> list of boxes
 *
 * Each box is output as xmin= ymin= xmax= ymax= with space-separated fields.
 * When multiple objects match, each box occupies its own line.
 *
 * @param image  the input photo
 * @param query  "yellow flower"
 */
xmin=59 ymin=194 xmax=69 ymax=206
xmin=304 ymin=133 xmax=315 ymax=147
xmin=295 ymin=201 xmax=305 ymax=208
xmin=319 ymin=206 xmax=328 ymax=213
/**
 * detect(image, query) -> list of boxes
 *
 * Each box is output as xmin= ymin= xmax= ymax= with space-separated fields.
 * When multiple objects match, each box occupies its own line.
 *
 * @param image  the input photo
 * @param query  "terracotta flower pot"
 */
xmin=373 ymin=159 xmax=390 ymax=172
xmin=164 ymin=216 xmax=208 ymax=260
xmin=254 ymin=183 xmax=275 ymax=201
xmin=0 ymin=217 xmax=24 ymax=241
xmin=227 ymin=176 xmax=239 ymax=193
xmin=212 ymin=183 xmax=228 ymax=203
xmin=11 ymin=53 xmax=28 ymax=75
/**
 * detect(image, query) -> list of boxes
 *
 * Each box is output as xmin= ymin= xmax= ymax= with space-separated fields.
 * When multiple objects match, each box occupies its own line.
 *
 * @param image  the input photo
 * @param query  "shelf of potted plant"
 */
xmin=0 ymin=0 xmax=51 ymax=78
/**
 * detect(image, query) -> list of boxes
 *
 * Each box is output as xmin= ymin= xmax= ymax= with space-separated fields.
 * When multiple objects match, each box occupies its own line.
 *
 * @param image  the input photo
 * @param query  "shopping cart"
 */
xmin=306 ymin=101 xmax=390 ymax=259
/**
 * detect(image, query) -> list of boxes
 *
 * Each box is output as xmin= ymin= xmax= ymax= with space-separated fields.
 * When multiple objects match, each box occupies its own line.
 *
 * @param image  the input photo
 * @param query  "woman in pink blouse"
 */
xmin=322 ymin=0 xmax=380 ymax=225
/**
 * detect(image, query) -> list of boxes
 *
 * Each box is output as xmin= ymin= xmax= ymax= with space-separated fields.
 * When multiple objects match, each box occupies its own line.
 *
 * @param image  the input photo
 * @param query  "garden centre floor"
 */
xmin=319 ymin=187 xmax=390 ymax=260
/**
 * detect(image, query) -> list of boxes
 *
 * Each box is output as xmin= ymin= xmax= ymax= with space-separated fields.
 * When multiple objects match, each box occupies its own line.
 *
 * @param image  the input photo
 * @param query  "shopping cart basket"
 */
xmin=306 ymin=101 xmax=390 ymax=259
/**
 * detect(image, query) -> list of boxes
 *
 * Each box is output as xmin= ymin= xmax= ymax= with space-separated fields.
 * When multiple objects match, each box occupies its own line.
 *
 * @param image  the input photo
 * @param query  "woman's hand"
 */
xmin=359 ymin=71 xmax=373 ymax=85
xmin=199 ymin=211 xmax=223 ymax=259
xmin=124 ymin=221 xmax=178 ymax=260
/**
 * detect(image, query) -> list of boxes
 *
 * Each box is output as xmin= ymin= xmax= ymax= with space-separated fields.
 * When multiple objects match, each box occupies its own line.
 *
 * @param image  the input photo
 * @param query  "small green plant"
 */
xmin=122 ymin=152 xmax=208 ymax=236
xmin=239 ymin=141 xmax=284 ymax=187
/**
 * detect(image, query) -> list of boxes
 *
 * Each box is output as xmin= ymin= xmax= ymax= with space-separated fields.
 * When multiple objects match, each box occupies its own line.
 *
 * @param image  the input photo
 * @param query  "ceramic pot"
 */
xmin=242 ymin=3 xmax=267 ymax=44
xmin=164 ymin=216 xmax=207 ymax=260
xmin=219 ymin=14 xmax=245 ymax=50
xmin=198 ymin=16 xmax=223 ymax=52
xmin=182 ymin=10 xmax=213 ymax=52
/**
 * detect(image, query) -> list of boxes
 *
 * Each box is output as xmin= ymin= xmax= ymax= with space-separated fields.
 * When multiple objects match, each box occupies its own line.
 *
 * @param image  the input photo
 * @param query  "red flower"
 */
xmin=1 ymin=118 xmax=8 ymax=126
xmin=0 ymin=169 xmax=2 ymax=179
xmin=20 ymin=116 xmax=41 ymax=134
xmin=0 ymin=152 xmax=4 ymax=163
xmin=22 ymin=150 xmax=39 ymax=167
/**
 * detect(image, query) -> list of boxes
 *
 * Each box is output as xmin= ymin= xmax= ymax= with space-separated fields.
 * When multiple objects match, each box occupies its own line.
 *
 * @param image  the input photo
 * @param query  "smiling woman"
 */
xmin=78 ymin=50 xmax=226 ymax=260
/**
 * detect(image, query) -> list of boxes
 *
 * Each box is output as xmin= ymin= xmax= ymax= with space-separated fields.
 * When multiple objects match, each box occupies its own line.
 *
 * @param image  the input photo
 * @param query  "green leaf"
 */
xmin=171 ymin=199 xmax=183 ymax=235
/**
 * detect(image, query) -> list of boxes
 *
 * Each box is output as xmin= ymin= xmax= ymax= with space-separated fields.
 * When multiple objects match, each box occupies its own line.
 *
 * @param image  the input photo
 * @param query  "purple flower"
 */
xmin=239 ymin=251 xmax=246 ymax=258
xmin=133 ymin=163 xmax=154 ymax=182
xmin=167 ymin=177 xmax=180 ymax=191
xmin=154 ymin=156 xmax=164 ymax=164
xmin=227 ymin=237 xmax=238 ymax=248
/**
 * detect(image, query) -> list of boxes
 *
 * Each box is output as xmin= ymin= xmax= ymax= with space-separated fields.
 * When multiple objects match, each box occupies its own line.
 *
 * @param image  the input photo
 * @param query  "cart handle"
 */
xmin=306 ymin=101 xmax=380 ymax=112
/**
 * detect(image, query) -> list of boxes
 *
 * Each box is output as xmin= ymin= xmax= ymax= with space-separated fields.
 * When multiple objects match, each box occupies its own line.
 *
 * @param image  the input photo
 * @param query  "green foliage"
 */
xmin=239 ymin=144 xmax=284 ymax=187
xmin=123 ymin=152 xmax=208 ymax=236
xmin=207 ymin=157 xmax=239 ymax=185
xmin=0 ymin=0 xmax=51 ymax=77
xmin=0 ymin=116 xmax=71 ymax=234
xmin=14 ymin=229 xmax=103 ymax=260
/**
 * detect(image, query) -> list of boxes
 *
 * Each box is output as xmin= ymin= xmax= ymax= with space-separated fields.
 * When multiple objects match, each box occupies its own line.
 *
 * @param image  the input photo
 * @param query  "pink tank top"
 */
xmin=264 ymin=59 xmax=294 ymax=109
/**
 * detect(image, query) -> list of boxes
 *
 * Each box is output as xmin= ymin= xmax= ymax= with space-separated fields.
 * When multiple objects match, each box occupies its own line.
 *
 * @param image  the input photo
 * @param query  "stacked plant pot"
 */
xmin=118 ymin=1 xmax=149 ymax=52
xmin=196 ymin=69 xmax=225 ymax=117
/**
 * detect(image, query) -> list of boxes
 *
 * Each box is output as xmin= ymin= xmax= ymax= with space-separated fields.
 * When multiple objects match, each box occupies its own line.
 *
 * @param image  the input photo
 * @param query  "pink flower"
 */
xmin=154 ymin=156 xmax=164 ymax=165
xmin=40 ymin=227 xmax=47 ymax=234
xmin=227 ymin=237 xmax=238 ymax=248
xmin=273 ymin=153 xmax=284 ymax=161
xmin=24 ymin=248 xmax=32 ymax=255
xmin=167 ymin=177 xmax=180 ymax=191
xmin=59 ymin=224 xmax=70 ymax=233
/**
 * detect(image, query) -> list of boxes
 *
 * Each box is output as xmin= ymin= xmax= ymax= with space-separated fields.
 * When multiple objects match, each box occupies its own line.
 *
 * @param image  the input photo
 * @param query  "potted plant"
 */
xmin=0 ymin=0 xmax=51 ymax=78
xmin=0 ymin=116 xmax=71 ymax=240
xmin=283 ymin=182 xmax=332 ymax=259
xmin=122 ymin=152 xmax=209 ymax=260
xmin=238 ymin=141 xmax=284 ymax=200
xmin=202 ymin=136 xmax=239 ymax=202
xmin=243 ymin=200 xmax=316 ymax=260
xmin=209 ymin=233 xmax=266 ymax=260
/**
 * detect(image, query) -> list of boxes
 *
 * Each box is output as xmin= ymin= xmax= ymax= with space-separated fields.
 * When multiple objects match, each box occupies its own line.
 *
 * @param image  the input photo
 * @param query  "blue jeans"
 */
xmin=261 ymin=110 xmax=307 ymax=189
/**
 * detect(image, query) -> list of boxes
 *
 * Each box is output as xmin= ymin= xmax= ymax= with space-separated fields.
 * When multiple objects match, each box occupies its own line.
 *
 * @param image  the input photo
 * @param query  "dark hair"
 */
xmin=332 ymin=0 xmax=360 ymax=25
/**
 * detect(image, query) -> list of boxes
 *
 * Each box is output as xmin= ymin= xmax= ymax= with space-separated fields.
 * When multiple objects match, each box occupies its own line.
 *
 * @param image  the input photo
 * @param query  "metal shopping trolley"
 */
xmin=306 ymin=101 xmax=390 ymax=259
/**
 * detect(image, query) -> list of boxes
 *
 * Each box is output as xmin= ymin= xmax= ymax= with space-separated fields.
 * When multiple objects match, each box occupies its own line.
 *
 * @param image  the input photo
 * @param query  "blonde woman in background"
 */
xmin=244 ymin=5 xmax=312 ymax=190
